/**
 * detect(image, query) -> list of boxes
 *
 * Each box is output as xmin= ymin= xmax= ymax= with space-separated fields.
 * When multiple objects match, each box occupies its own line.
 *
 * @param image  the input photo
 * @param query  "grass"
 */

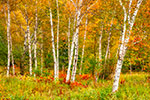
xmin=0 ymin=72 xmax=149 ymax=100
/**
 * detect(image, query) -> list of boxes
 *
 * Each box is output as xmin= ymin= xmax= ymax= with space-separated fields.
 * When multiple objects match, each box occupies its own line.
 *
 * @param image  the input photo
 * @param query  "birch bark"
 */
xmin=66 ymin=3 xmax=81 ymax=82
xmin=40 ymin=33 xmax=44 ymax=75
xmin=34 ymin=1 xmax=38 ymax=76
xmin=104 ymin=19 xmax=113 ymax=66
xmin=10 ymin=31 xmax=15 ymax=76
xmin=56 ymin=0 xmax=59 ymax=78
xmin=27 ymin=25 xmax=32 ymax=76
xmin=68 ymin=18 xmax=71 ymax=62
xmin=79 ymin=16 xmax=88 ymax=75
xmin=71 ymin=33 xmax=79 ymax=82
xmin=6 ymin=1 xmax=10 ymax=77
xmin=66 ymin=0 xmax=96 ymax=82
xmin=98 ymin=26 xmax=103 ymax=76
xmin=112 ymin=0 xmax=143 ymax=92
xmin=50 ymin=8 xmax=58 ymax=80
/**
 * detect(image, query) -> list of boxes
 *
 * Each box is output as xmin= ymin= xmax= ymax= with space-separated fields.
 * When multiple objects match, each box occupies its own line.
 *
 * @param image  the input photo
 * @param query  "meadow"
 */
xmin=0 ymin=68 xmax=149 ymax=100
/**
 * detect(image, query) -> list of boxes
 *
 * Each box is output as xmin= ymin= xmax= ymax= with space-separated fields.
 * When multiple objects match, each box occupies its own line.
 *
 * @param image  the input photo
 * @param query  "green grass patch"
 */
xmin=0 ymin=72 xmax=149 ymax=100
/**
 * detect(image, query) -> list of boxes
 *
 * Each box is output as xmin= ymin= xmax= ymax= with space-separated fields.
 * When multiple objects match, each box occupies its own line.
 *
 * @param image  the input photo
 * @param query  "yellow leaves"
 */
xmin=132 ymin=46 xmax=139 ymax=51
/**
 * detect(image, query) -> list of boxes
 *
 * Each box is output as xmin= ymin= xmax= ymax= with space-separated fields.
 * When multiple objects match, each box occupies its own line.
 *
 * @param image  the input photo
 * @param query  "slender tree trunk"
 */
xmin=56 ymin=0 xmax=59 ymax=79
xmin=6 ymin=1 xmax=10 ymax=77
xmin=50 ymin=8 xmax=58 ymax=80
xmin=104 ymin=19 xmax=113 ymax=66
xmin=67 ymin=0 xmax=95 ymax=82
xmin=103 ymin=19 xmax=113 ymax=79
xmin=21 ymin=29 xmax=28 ymax=75
xmin=79 ymin=16 xmax=88 ymax=75
xmin=66 ymin=8 xmax=81 ymax=82
xmin=68 ymin=18 xmax=71 ymax=63
xmin=99 ymin=28 xmax=103 ymax=67
xmin=27 ymin=25 xmax=32 ymax=76
xmin=71 ymin=33 xmax=79 ymax=82
xmin=104 ymin=32 xmax=111 ymax=64
xmin=112 ymin=0 xmax=143 ymax=92
xmin=34 ymin=1 xmax=38 ymax=76
xmin=98 ymin=26 xmax=103 ymax=78
xmin=40 ymin=33 xmax=44 ymax=75
xmin=10 ymin=32 xmax=15 ymax=76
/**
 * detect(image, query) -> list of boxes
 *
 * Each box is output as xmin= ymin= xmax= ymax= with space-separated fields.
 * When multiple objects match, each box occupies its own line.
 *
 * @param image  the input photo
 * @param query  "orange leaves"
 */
xmin=120 ymin=78 xmax=125 ymax=85
xmin=35 ymin=76 xmax=54 ymax=83
xmin=70 ymin=81 xmax=88 ymax=88
xmin=80 ymin=74 xmax=91 ymax=80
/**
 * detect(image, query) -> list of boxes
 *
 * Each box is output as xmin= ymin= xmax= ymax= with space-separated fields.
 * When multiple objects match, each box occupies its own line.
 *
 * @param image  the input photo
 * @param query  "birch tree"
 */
xmin=6 ymin=0 xmax=10 ymax=77
xmin=112 ymin=0 xmax=143 ymax=92
xmin=104 ymin=19 xmax=113 ymax=77
xmin=3 ymin=1 xmax=14 ymax=76
xmin=66 ymin=0 xmax=84 ymax=82
xmin=40 ymin=31 xmax=44 ymax=75
xmin=56 ymin=0 xmax=59 ymax=79
xmin=79 ymin=16 xmax=88 ymax=75
xmin=97 ymin=25 xmax=103 ymax=80
xmin=24 ymin=4 xmax=32 ymax=76
xmin=68 ymin=15 xmax=71 ymax=64
xmin=34 ymin=0 xmax=38 ymax=76
xmin=66 ymin=0 xmax=97 ymax=82
xmin=10 ymin=30 xmax=15 ymax=76
xmin=49 ymin=7 xmax=58 ymax=81
xmin=71 ymin=31 xmax=79 ymax=82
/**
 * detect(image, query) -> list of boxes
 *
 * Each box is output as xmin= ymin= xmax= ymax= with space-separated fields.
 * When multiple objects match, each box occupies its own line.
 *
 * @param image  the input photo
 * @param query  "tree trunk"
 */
xmin=21 ymin=29 xmax=28 ymax=75
xmin=104 ymin=19 xmax=113 ymax=67
xmin=66 ymin=8 xmax=81 ymax=82
xmin=50 ymin=8 xmax=58 ymax=80
xmin=6 ymin=1 xmax=10 ymax=77
xmin=98 ymin=26 xmax=103 ymax=78
xmin=104 ymin=31 xmax=111 ymax=68
xmin=112 ymin=0 xmax=143 ymax=92
xmin=40 ymin=33 xmax=44 ymax=75
xmin=27 ymin=25 xmax=32 ymax=76
xmin=34 ymin=1 xmax=38 ymax=77
xmin=56 ymin=0 xmax=59 ymax=79
xmin=10 ymin=31 xmax=15 ymax=76
xmin=71 ymin=33 xmax=79 ymax=82
xmin=79 ymin=16 xmax=88 ymax=75
xmin=68 ymin=18 xmax=71 ymax=63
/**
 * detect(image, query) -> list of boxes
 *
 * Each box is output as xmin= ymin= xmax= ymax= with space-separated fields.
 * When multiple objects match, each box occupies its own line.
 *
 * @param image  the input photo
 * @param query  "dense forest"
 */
xmin=0 ymin=0 xmax=150 ymax=99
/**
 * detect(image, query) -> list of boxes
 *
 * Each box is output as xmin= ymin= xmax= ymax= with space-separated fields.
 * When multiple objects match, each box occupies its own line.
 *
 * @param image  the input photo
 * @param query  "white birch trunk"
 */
xmin=27 ymin=25 xmax=32 ymax=76
xmin=71 ymin=33 xmax=79 ymax=82
xmin=112 ymin=0 xmax=143 ymax=92
xmin=56 ymin=0 xmax=59 ymax=78
xmin=68 ymin=18 xmax=71 ymax=62
xmin=104 ymin=19 xmax=113 ymax=66
xmin=34 ymin=1 xmax=38 ymax=77
xmin=104 ymin=31 xmax=111 ymax=64
xmin=79 ymin=17 xmax=88 ymax=75
xmin=99 ymin=26 xmax=103 ymax=71
xmin=10 ymin=32 xmax=15 ymax=76
xmin=66 ymin=0 xmax=84 ymax=82
xmin=6 ymin=1 xmax=10 ymax=77
xmin=40 ymin=34 xmax=44 ymax=75
xmin=66 ymin=7 xmax=81 ymax=82
xmin=50 ymin=8 xmax=58 ymax=80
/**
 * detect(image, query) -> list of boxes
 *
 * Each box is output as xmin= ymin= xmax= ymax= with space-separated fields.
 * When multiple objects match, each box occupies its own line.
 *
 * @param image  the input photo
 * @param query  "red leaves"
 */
xmin=35 ymin=76 xmax=54 ymax=83
xmin=80 ymin=74 xmax=91 ymax=80
xmin=70 ymin=81 xmax=88 ymax=88
xmin=120 ymin=79 xmax=125 ymax=84
xmin=59 ymin=73 xmax=66 ymax=79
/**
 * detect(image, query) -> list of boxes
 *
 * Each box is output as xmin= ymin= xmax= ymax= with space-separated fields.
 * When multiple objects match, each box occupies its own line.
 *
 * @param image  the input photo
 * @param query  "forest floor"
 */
xmin=0 ymin=68 xmax=149 ymax=100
